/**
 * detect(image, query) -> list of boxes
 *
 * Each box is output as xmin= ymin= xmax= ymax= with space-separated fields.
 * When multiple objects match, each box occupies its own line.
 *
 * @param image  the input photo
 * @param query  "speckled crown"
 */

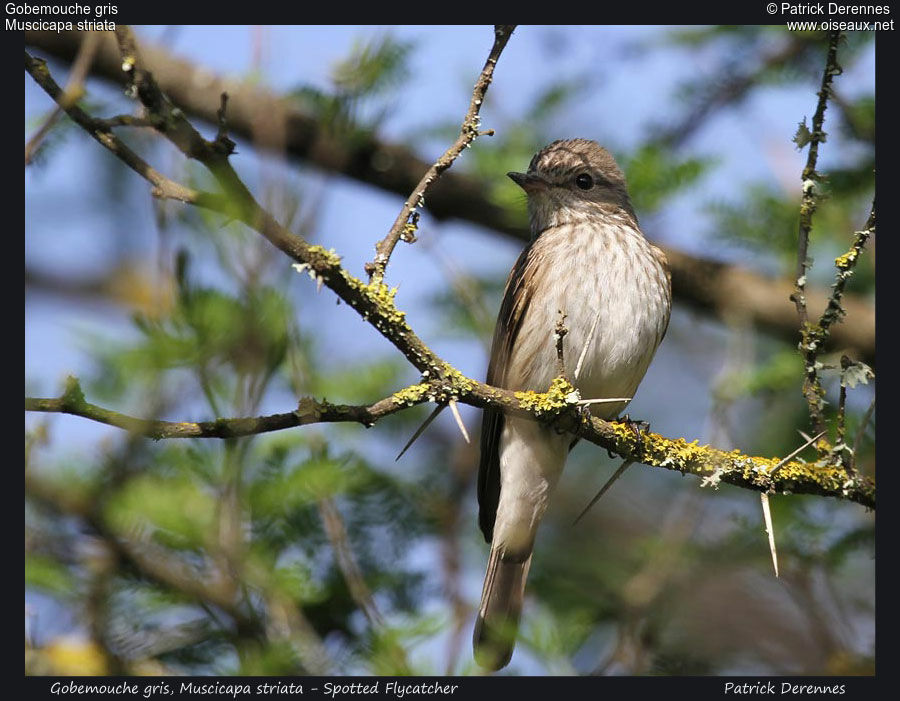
xmin=527 ymin=139 xmax=626 ymax=188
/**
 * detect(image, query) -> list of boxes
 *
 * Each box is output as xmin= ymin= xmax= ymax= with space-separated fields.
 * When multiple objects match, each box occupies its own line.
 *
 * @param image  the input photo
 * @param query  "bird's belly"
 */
xmin=510 ymin=226 xmax=670 ymax=420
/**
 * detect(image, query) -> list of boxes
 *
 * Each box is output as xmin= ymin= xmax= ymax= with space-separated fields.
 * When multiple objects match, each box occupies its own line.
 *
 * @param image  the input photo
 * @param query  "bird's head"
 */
xmin=508 ymin=138 xmax=634 ymax=234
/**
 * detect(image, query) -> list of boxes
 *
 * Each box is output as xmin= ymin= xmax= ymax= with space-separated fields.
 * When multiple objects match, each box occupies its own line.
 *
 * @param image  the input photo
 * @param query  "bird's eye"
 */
xmin=575 ymin=173 xmax=594 ymax=190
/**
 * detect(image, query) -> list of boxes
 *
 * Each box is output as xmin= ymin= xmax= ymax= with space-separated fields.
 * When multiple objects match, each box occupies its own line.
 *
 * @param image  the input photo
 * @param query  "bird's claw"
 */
xmin=619 ymin=414 xmax=650 ymax=456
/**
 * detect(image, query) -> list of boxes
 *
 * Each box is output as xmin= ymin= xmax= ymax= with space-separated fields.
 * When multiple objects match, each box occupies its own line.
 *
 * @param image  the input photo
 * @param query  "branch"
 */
xmin=366 ymin=25 xmax=514 ymax=282
xmin=25 ymin=377 xmax=432 ymax=439
xmin=819 ymin=205 xmax=874 ymax=349
xmin=790 ymin=30 xmax=843 ymax=436
xmin=24 ymin=28 xmax=875 ymax=513
xmin=318 ymin=497 xmax=385 ymax=627
xmin=24 ymin=31 xmax=100 ymax=164
xmin=24 ymin=51 xmax=219 ymax=208
xmin=24 ymin=29 xmax=874 ymax=365
xmin=26 ymin=376 xmax=875 ymax=511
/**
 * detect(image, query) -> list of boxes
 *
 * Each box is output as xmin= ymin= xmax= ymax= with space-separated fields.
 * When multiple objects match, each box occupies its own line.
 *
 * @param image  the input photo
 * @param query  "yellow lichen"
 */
xmin=834 ymin=250 xmax=858 ymax=270
xmin=305 ymin=244 xmax=342 ymax=268
xmin=440 ymin=366 xmax=475 ymax=395
xmin=361 ymin=281 xmax=407 ymax=324
xmin=391 ymin=383 xmax=430 ymax=406
xmin=514 ymin=377 xmax=577 ymax=416
xmin=616 ymin=427 xmax=858 ymax=497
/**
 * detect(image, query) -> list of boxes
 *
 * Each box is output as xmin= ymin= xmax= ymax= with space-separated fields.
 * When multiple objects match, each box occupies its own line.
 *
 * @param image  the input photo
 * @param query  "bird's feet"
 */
xmin=619 ymin=414 xmax=650 ymax=457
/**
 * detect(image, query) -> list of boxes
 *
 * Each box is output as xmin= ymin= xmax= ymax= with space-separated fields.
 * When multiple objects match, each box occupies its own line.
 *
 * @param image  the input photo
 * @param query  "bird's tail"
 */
xmin=473 ymin=544 xmax=532 ymax=671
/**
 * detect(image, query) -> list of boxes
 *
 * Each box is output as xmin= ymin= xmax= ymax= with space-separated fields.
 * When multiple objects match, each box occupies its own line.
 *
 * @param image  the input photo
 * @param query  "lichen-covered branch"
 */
xmin=24 ymin=27 xmax=874 ymax=513
xmin=26 ymin=374 xmax=875 ymax=511
xmin=365 ymin=24 xmax=515 ymax=282
xmin=820 ymin=205 xmax=875 ymax=342
xmin=791 ymin=29 xmax=843 ymax=435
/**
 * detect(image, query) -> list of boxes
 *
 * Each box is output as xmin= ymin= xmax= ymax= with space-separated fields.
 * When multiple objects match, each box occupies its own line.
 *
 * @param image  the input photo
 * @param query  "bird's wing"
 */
xmin=478 ymin=243 xmax=537 ymax=543
xmin=650 ymin=243 xmax=673 ymax=343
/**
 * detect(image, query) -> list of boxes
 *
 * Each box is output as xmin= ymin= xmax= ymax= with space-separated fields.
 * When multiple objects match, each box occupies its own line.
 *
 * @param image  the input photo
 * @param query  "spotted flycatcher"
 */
xmin=473 ymin=139 xmax=672 ymax=670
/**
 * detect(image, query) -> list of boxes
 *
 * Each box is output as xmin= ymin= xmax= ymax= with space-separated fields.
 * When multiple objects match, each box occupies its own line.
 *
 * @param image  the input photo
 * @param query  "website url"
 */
xmin=787 ymin=19 xmax=894 ymax=29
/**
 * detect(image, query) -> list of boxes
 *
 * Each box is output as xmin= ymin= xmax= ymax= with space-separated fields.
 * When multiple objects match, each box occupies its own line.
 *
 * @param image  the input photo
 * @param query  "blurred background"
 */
xmin=25 ymin=26 xmax=875 ymax=675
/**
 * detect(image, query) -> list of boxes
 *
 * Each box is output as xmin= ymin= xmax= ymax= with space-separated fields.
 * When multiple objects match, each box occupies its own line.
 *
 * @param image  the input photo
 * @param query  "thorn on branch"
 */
xmin=448 ymin=399 xmax=471 ymax=444
xmin=760 ymin=492 xmax=779 ymax=578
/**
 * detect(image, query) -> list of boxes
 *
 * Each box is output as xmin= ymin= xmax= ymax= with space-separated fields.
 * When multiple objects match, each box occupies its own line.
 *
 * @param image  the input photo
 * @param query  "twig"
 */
xmin=555 ymin=311 xmax=568 ymax=379
xmin=214 ymin=91 xmax=236 ymax=155
xmin=25 ymin=378 xmax=432 ymax=440
xmin=769 ymin=430 xmax=825 ymax=478
xmin=820 ymin=205 xmax=875 ymax=340
xmin=25 ymin=380 xmax=874 ymax=509
xmin=365 ymin=25 xmax=515 ymax=282
xmin=318 ymin=498 xmax=385 ymax=627
xmin=25 ymin=51 xmax=219 ymax=207
xmin=801 ymin=202 xmax=873 ymax=446
xmin=790 ymin=29 xmax=842 ymax=435
xmin=92 ymin=114 xmax=158 ymax=128
xmin=25 ymin=31 xmax=101 ymax=165
xmin=836 ymin=355 xmax=850 ymax=452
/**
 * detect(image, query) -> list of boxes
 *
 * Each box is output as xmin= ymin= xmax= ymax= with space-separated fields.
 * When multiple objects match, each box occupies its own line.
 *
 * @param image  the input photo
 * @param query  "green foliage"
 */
xmin=289 ymin=34 xmax=414 ymax=138
xmin=620 ymin=144 xmax=712 ymax=214
xmin=25 ymin=555 xmax=76 ymax=600
xmin=331 ymin=36 xmax=414 ymax=99
xmin=707 ymin=184 xmax=801 ymax=263
xmin=106 ymin=473 xmax=218 ymax=549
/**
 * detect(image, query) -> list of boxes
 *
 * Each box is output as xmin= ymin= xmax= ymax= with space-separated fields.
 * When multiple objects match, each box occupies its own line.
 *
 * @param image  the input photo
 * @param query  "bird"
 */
xmin=473 ymin=138 xmax=672 ymax=670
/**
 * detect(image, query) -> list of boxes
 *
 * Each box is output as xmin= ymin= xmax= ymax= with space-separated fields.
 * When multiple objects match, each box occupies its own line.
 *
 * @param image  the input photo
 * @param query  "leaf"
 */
xmin=793 ymin=118 xmax=812 ymax=150
xmin=843 ymin=360 xmax=874 ymax=389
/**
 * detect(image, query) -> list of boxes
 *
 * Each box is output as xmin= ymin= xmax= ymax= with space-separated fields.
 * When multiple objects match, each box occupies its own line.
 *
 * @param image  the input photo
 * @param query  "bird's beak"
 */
xmin=507 ymin=172 xmax=548 ymax=193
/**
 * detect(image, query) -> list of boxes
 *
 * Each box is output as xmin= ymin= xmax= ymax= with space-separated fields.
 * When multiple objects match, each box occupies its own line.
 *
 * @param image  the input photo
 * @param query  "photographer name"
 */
xmin=779 ymin=3 xmax=890 ymax=14
xmin=725 ymin=682 xmax=846 ymax=695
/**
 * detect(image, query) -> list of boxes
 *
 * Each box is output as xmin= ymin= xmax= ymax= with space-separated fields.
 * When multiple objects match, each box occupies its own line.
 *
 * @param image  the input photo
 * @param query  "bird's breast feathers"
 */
xmin=506 ymin=219 xmax=671 ymax=415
